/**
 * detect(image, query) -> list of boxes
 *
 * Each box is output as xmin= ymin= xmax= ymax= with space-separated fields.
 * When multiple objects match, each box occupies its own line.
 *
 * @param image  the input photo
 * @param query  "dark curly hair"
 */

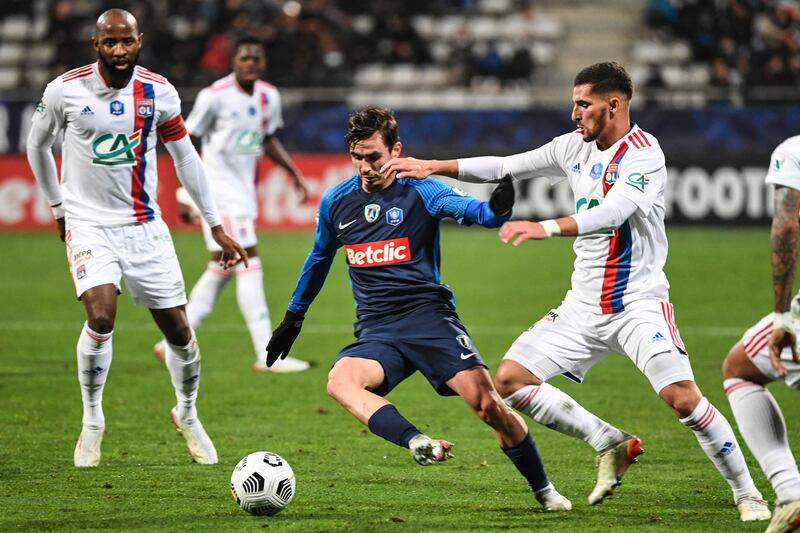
xmin=574 ymin=62 xmax=633 ymax=100
xmin=345 ymin=106 xmax=399 ymax=151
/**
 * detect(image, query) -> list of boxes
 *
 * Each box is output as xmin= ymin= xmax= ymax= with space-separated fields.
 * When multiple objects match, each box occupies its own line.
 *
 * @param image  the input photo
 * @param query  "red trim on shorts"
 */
xmin=660 ymin=301 xmax=687 ymax=353
xmin=744 ymin=322 xmax=772 ymax=358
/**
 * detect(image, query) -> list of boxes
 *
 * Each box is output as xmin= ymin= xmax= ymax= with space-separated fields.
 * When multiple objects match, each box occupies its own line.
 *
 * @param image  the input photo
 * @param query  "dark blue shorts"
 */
xmin=336 ymin=304 xmax=486 ymax=397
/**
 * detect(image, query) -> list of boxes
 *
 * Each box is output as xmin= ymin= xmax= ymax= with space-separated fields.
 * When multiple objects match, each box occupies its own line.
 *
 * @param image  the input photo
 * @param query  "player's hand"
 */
xmin=499 ymin=221 xmax=547 ymax=246
xmin=293 ymin=174 xmax=309 ymax=204
xmin=768 ymin=328 xmax=796 ymax=376
xmin=210 ymin=225 xmax=248 ymax=269
xmin=489 ymin=176 xmax=515 ymax=215
xmin=380 ymin=157 xmax=433 ymax=180
xmin=266 ymin=311 xmax=304 ymax=366
xmin=57 ymin=217 xmax=66 ymax=242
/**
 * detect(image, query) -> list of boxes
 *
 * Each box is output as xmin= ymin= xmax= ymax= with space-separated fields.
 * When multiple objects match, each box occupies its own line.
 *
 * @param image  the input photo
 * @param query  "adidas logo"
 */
xmin=714 ymin=441 xmax=735 ymax=458
xmin=571 ymin=163 xmax=581 ymax=173
xmin=80 ymin=105 xmax=94 ymax=116
xmin=652 ymin=332 xmax=666 ymax=342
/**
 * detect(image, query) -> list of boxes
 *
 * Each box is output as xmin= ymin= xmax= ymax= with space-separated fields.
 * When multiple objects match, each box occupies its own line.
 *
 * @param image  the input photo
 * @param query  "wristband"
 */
xmin=51 ymin=203 xmax=65 ymax=219
xmin=540 ymin=219 xmax=561 ymax=238
xmin=773 ymin=311 xmax=794 ymax=333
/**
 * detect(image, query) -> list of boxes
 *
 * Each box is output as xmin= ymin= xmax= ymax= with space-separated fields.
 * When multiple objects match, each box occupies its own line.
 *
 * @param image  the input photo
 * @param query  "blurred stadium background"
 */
xmin=0 ymin=0 xmax=798 ymax=230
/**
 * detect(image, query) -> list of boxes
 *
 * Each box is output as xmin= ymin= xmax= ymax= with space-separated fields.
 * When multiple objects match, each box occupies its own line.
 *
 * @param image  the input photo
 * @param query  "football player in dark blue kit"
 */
xmin=266 ymin=107 xmax=570 ymax=511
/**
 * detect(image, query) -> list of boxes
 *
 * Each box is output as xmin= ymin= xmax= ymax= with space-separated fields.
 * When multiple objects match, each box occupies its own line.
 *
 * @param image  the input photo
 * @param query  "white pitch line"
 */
xmin=0 ymin=321 xmax=745 ymax=337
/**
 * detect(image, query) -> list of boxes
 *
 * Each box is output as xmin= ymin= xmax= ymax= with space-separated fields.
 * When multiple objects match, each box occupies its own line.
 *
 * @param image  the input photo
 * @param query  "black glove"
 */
xmin=489 ymin=176 xmax=515 ymax=216
xmin=265 ymin=311 xmax=305 ymax=367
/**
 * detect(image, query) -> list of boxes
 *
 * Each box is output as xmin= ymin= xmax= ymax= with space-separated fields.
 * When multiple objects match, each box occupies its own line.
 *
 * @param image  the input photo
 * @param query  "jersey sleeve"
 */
xmin=156 ymin=83 xmax=188 ymax=143
xmin=287 ymin=189 xmax=342 ymax=315
xmin=30 ymin=79 xmax=65 ymax=135
xmin=608 ymin=147 xmax=666 ymax=216
xmin=502 ymin=133 xmax=573 ymax=183
xmin=765 ymin=144 xmax=800 ymax=190
xmin=265 ymin=87 xmax=284 ymax=137
xmin=409 ymin=178 xmax=510 ymax=227
xmin=184 ymin=87 xmax=217 ymax=138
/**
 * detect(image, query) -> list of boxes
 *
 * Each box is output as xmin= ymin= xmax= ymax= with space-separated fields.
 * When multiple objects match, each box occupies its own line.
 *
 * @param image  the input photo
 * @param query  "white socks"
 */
xmin=234 ymin=257 xmax=272 ymax=364
xmin=725 ymin=378 xmax=800 ymax=504
xmin=76 ymin=323 xmax=112 ymax=429
xmin=165 ymin=332 xmax=201 ymax=423
xmin=505 ymin=383 xmax=627 ymax=452
xmin=185 ymin=261 xmax=232 ymax=329
xmin=680 ymin=396 xmax=761 ymax=502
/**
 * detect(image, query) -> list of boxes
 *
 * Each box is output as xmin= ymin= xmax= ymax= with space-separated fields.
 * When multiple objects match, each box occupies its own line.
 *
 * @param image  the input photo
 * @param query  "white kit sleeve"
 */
xmin=164 ymin=135 xmax=221 ymax=228
xmin=570 ymin=193 xmax=639 ymax=235
xmin=26 ymin=125 xmax=63 ymax=215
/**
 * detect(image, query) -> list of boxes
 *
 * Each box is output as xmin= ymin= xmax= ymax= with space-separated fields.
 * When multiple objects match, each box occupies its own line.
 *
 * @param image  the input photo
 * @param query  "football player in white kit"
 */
xmin=25 ymin=9 xmax=247 ymax=467
xmin=382 ymin=62 xmax=770 ymax=521
xmin=722 ymin=135 xmax=800 ymax=533
xmin=155 ymin=37 xmax=310 ymax=373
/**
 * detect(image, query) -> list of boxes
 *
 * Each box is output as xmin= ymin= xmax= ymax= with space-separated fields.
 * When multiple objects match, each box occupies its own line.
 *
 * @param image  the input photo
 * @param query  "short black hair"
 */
xmin=233 ymin=36 xmax=265 ymax=56
xmin=574 ymin=62 xmax=633 ymax=100
xmin=345 ymin=106 xmax=399 ymax=150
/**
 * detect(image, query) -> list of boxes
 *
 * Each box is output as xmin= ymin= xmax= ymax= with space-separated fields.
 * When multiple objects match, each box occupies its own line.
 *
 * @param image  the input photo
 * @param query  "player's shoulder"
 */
xmin=623 ymin=125 xmax=665 ymax=164
xmin=401 ymin=176 xmax=457 ymax=194
xmin=134 ymin=65 xmax=169 ymax=86
xmin=772 ymin=135 xmax=800 ymax=156
xmin=322 ymin=176 xmax=361 ymax=206
xmin=58 ymin=63 xmax=95 ymax=85
xmin=208 ymin=74 xmax=237 ymax=93
xmin=255 ymin=79 xmax=279 ymax=94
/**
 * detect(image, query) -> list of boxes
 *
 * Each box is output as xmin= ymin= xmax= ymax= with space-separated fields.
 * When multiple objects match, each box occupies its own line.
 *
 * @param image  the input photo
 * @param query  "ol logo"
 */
xmin=604 ymin=163 xmax=619 ymax=185
xmin=91 ymin=131 xmax=142 ymax=166
xmin=109 ymin=100 xmax=125 ymax=116
xmin=589 ymin=163 xmax=603 ymax=180
xmin=386 ymin=207 xmax=403 ymax=226
xmin=136 ymin=98 xmax=153 ymax=118
xmin=364 ymin=204 xmax=381 ymax=223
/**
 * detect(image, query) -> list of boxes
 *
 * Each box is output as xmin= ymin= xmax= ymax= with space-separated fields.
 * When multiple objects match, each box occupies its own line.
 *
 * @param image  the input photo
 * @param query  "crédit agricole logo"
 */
xmin=91 ymin=131 xmax=142 ymax=166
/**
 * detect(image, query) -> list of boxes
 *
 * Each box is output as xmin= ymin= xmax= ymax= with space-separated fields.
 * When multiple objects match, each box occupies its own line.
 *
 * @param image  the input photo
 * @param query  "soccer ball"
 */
xmin=230 ymin=451 xmax=296 ymax=516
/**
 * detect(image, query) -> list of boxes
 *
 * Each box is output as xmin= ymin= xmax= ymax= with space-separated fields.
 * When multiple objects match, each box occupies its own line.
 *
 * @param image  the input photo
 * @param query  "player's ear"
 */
xmin=137 ymin=33 xmax=144 ymax=47
xmin=608 ymin=95 xmax=620 ymax=117
xmin=391 ymin=141 xmax=402 ymax=158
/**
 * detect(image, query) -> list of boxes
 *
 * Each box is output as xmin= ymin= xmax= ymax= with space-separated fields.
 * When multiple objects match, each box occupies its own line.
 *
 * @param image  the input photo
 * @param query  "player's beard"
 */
xmin=98 ymin=50 xmax=138 ymax=80
xmin=579 ymin=111 xmax=608 ymax=144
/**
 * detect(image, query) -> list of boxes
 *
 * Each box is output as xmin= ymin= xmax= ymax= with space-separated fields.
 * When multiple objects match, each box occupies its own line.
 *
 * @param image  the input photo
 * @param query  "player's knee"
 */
xmin=493 ymin=362 xmax=537 ymax=399
xmin=721 ymin=343 xmax=745 ymax=380
xmin=721 ymin=352 xmax=737 ymax=380
xmin=661 ymin=382 xmax=702 ymax=417
xmin=326 ymin=370 xmax=351 ymax=404
xmin=474 ymin=392 xmax=508 ymax=428
xmin=167 ymin=324 xmax=193 ymax=346
xmin=87 ymin=315 xmax=114 ymax=334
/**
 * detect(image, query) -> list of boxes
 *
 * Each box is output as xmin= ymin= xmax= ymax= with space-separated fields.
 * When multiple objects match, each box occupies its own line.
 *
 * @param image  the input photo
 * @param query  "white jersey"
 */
xmin=765 ymin=135 xmax=800 ymax=191
xmin=185 ymin=74 xmax=284 ymax=218
xmin=31 ymin=62 xmax=188 ymax=227
xmin=503 ymin=125 xmax=670 ymax=314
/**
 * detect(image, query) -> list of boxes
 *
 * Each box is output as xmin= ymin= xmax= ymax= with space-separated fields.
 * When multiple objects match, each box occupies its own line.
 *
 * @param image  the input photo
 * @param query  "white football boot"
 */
xmin=74 ymin=425 xmax=104 ymax=467
xmin=170 ymin=408 xmax=218 ymax=464
xmin=588 ymin=434 xmax=644 ymax=505
xmin=408 ymin=434 xmax=454 ymax=466
xmin=766 ymin=500 xmax=800 ymax=532
xmin=534 ymin=483 xmax=573 ymax=512
xmin=254 ymin=357 xmax=310 ymax=373
xmin=736 ymin=495 xmax=771 ymax=522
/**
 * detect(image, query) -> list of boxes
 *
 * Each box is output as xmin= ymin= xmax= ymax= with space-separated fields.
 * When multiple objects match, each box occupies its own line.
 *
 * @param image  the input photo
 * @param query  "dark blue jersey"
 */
xmin=287 ymin=176 xmax=509 ymax=322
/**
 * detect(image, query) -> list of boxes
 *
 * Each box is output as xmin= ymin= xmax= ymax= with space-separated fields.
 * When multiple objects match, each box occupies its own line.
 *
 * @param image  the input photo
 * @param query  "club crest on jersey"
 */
xmin=589 ymin=162 xmax=603 ymax=180
xmin=91 ymin=130 xmax=142 ymax=166
xmin=386 ymin=207 xmax=404 ymax=226
xmin=604 ymin=163 xmax=619 ymax=185
xmin=109 ymin=100 xmax=125 ymax=116
xmin=364 ymin=204 xmax=381 ymax=223
xmin=456 ymin=334 xmax=472 ymax=350
xmin=136 ymin=98 xmax=153 ymax=118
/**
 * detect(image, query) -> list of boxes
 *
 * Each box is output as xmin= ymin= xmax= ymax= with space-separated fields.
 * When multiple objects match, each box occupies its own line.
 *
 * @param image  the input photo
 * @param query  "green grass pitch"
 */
xmin=0 ymin=226 xmax=795 ymax=531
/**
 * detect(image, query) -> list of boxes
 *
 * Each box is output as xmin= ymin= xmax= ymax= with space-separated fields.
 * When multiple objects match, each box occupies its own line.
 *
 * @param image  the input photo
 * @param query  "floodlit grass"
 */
xmin=0 ymin=226 xmax=793 ymax=531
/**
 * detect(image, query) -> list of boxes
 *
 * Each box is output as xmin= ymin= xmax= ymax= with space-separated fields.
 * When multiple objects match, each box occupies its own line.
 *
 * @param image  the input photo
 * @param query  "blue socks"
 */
xmin=501 ymin=432 xmax=550 ymax=492
xmin=367 ymin=405 xmax=421 ymax=448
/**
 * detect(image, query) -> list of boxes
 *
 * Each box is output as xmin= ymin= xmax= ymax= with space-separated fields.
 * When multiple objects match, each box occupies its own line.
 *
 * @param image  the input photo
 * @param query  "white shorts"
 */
xmin=504 ymin=297 xmax=694 ymax=393
xmin=202 ymin=213 xmax=257 ymax=252
xmin=741 ymin=314 xmax=800 ymax=389
xmin=64 ymin=219 xmax=187 ymax=309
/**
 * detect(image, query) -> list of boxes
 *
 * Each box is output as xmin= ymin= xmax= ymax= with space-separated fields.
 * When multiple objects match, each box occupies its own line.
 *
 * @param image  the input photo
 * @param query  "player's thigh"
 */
xmin=120 ymin=220 xmax=187 ymax=309
xmin=334 ymin=340 xmax=412 ymax=397
xmin=503 ymin=304 xmax=606 ymax=384
xmin=738 ymin=314 xmax=800 ymax=388
xmin=64 ymin=226 xmax=123 ymax=300
xmin=202 ymin=214 xmax=257 ymax=252
xmin=612 ymin=300 xmax=694 ymax=393
xmin=395 ymin=306 xmax=488 ymax=397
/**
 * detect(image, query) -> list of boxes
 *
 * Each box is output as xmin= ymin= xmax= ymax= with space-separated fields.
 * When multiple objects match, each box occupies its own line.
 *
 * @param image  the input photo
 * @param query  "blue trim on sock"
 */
xmin=501 ymin=432 xmax=550 ymax=492
xmin=367 ymin=404 xmax=421 ymax=448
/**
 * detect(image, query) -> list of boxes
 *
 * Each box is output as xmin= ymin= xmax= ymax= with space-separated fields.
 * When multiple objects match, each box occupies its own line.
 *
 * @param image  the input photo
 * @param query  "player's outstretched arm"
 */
xmin=26 ymin=125 xmax=65 ymax=241
xmin=768 ymin=185 xmax=800 ymax=373
xmin=264 ymin=136 xmax=309 ymax=203
xmin=499 ymin=217 xmax=578 ymax=246
xmin=381 ymin=157 xmax=459 ymax=180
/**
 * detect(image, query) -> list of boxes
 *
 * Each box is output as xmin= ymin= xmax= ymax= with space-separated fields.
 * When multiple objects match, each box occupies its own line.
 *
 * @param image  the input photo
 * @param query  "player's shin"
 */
xmin=185 ymin=261 xmax=233 ymax=330
xmin=367 ymin=404 xmax=422 ymax=448
xmin=165 ymin=333 xmax=201 ymax=422
xmin=504 ymin=383 xmax=627 ymax=451
xmin=725 ymin=379 xmax=800 ymax=503
xmin=77 ymin=323 xmax=112 ymax=429
xmin=680 ymin=396 xmax=762 ymax=502
xmin=234 ymin=258 xmax=272 ymax=361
